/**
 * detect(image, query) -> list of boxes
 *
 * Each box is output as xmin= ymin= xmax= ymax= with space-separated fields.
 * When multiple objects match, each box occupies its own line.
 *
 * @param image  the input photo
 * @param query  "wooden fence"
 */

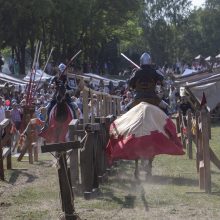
xmin=176 ymin=107 xmax=220 ymax=193
xmin=68 ymin=86 xmax=121 ymax=198
xmin=0 ymin=119 xmax=12 ymax=180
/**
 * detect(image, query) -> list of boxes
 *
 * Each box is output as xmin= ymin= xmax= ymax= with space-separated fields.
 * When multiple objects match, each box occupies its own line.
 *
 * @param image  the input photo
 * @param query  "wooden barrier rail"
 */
xmin=82 ymin=86 xmax=121 ymax=123
xmin=0 ymin=119 xmax=12 ymax=180
xmin=175 ymin=107 xmax=220 ymax=193
xmin=69 ymin=115 xmax=115 ymax=199
xmin=17 ymin=119 xmax=40 ymax=164
xmin=68 ymin=85 xmax=120 ymax=199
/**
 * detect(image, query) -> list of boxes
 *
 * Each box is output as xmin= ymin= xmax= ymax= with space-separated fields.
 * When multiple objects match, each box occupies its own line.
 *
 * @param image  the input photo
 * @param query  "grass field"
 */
xmin=1 ymin=123 xmax=220 ymax=220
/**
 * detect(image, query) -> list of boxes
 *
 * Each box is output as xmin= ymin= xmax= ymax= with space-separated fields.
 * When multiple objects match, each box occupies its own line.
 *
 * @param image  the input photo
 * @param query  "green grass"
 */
xmin=1 ymin=123 xmax=220 ymax=219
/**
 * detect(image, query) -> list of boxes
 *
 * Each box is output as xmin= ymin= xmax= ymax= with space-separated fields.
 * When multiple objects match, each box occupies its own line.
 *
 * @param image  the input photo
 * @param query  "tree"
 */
xmin=139 ymin=0 xmax=192 ymax=65
xmin=0 ymin=0 xmax=52 ymax=74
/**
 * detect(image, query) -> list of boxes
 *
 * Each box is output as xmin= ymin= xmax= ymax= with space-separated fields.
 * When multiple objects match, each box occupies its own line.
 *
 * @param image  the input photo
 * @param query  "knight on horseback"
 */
xmin=128 ymin=52 xmax=168 ymax=177
xmin=40 ymin=63 xmax=79 ymax=142
xmin=46 ymin=63 xmax=78 ymax=119
xmin=106 ymin=52 xmax=184 ymax=181
xmin=128 ymin=52 xmax=167 ymax=110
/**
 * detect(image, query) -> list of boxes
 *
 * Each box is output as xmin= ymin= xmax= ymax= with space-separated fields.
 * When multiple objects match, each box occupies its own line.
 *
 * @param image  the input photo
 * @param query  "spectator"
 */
xmin=10 ymin=102 xmax=22 ymax=130
xmin=179 ymin=96 xmax=193 ymax=116
xmin=169 ymin=85 xmax=177 ymax=113
xmin=76 ymin=91 xmax=83 ymax=113
xmin=0 ymin=96 xmax=5 ymax=122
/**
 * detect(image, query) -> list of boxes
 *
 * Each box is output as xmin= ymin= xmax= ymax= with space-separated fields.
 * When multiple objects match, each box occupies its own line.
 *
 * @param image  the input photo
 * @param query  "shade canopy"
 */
xmin=205 ymin=56 xmax=212 ymax=61
xmin=194 ymin=55 xmax=203 ymax=60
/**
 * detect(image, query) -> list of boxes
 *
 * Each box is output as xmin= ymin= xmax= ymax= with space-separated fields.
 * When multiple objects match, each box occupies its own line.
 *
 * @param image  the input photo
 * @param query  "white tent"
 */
xmin=195 ymin=55 xmax=203 ymax=60
xmin=0 ymin=72 xmax=27 ymax=85
xmin=190 ymin=82 xmax=220 ymax=111
xmin=216 ymin=54 xmax=220 ymax=59
xmin=182 ymin=68 xmax=198 ymax=76
xmin=205 ymin=56 xmax=212 ymax=61
xmin=24 ymin=69 xmax=52 ymax=82
xmin=83 ymin=73 xmax=126 ymax=87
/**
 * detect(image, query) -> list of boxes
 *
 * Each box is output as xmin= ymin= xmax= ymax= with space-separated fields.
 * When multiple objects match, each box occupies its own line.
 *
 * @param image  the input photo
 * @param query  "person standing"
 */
xmin=10 ymin=102 xmax=22 ymax=130
xmin=0 ymin=96 xmax=6 ymax=122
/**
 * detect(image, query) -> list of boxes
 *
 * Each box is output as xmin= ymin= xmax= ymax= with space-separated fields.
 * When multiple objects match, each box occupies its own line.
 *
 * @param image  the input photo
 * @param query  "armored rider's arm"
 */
xmin=128 ymin=68 xmax=138 ymax=89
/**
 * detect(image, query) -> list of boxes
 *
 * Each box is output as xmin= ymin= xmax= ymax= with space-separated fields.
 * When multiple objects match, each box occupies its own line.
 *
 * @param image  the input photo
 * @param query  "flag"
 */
xmin=106 ymin=102 xmax=184 ymax=163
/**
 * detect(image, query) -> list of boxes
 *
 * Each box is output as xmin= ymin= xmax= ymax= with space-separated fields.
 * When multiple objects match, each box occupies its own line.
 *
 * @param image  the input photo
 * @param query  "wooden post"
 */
xmin=90 ymin=92 xmax=95 ymax=123
xmin=187 ymin=110 xmax=193 ymax=159
xmin=103 ymin=95 xmax=107 ymax=116
xmin=197 ymin=112 xmax=205 ymax=190
xmin=80 ymin=124 xmax=100 ymax=198
xmin=95 ymin=117 xmax=107 ymax=182
xmin=28 ymin=134 xmax=33 ymax=164
xmin=57 ymin=152 xmax=76 ymax=220
xmin=83 ymin=89 xmax=89 ymax=125
xmin=97 ymin=94 xmax=101 ymax=117
xmin=179 ymin=111 xmax=186 ymax=149
xmin=69 ymin=119 xmax=80 ymax=187
xmin=195 ymin=111 xmax=200 ymax=173
xmin=34 ymin=145 xmax=38 ymax=162
xmin=0 ymin=119 xmax=12 ymax=180
xmin=109 ymin=96 xmax=112 ymax=115
xmin=0 ymin=139 xmax=4 ymax=180
xmin=113 ymin=98 xmax=117 ymax=116
xmin=41 ymin=141 xmax=81 ymax=219
xmin=201 ymin=108 xmax=211 ymax=193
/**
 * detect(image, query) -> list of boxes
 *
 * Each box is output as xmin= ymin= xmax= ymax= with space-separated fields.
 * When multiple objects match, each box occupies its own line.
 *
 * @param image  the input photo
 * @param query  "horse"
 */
xmin=134 ymin=158 xmax=153 ymax=180
xmin=39 ymin=82 xmax=75 ymax=143
xmin=106 ymin=102 xmax=184 ymax=180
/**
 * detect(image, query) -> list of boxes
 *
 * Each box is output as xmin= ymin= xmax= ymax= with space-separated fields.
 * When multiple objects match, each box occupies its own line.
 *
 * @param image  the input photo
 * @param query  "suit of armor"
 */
xmin=128 ymin=64 xmax=164 ymax=109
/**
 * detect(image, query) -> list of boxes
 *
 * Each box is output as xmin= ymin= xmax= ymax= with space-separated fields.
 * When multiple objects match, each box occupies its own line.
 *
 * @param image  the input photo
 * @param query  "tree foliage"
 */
xmin=0 ymin=0 xmax=220 ymax=73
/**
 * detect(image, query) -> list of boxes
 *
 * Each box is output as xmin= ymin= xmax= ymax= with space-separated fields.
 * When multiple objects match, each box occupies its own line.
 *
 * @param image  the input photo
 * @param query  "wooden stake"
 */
xmin=201 ymin=108 xmax=211 ymax=193
xmin=187 ymin=110 xmax=193 ymax=159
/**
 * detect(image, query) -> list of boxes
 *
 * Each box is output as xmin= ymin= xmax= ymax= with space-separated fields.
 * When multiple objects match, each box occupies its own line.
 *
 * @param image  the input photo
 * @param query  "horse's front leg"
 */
xmin=145 ymin=158 xmax=153 ymax=177
xmin=134 ymin=159 xmax=140 ymax=180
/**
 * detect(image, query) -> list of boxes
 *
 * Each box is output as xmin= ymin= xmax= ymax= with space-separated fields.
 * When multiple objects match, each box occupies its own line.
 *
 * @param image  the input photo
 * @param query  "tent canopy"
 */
xmin=23 ymin=69 xmax=52 ymax=82
xmin=195 ymin=55 xmax=203 ymax=60
xmin=0 ymin=72 xmax=27 ymax=85
xmin=205 ymin=56 xmax=212 ymax=61
xmin=182 ymin=68 xmax=198 ymax=76
xmin=83 ymin=73 xmax=126 ymax=87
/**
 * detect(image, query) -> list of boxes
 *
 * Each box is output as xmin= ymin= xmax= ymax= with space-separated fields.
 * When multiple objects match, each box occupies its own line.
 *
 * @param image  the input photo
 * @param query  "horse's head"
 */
xmin=56 ymin=82 xmax=66 ymax=104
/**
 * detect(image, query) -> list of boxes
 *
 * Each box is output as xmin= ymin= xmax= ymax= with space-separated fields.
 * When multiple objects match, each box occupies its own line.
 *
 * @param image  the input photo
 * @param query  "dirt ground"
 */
xmin=1 ymin=124 xmax=220 ymax=220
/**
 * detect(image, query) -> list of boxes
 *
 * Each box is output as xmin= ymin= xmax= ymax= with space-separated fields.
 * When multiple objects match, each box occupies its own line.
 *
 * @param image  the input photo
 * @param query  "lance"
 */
xmin=29 ymin=41 xmax=42 ymax=104
xmin=121 ymin=52 xmax=164 ymax=78
xmin=121 ymin=53 xmax=140 ymax=69
xmin=32 ymin=41 xmax=42 ymax=83
xmin=43 ymin=47 xmax=54 ymax=72
xmin=26 ymin=41 xmax=40 ymax=106
xmin=58 ymin=50 xmax=82 ymax=79
xmin=33 ymin=47 xmax=55 ymax=96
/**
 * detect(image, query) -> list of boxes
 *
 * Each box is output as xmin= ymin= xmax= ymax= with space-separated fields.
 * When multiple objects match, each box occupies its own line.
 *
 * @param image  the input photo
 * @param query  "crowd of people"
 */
xmin=0 ymin=53 xmax=196 ymax=136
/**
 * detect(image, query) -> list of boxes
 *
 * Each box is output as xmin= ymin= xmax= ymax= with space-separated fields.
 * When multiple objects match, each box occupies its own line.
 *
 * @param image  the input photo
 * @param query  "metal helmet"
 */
xmin=58 ymin=63 xmax=66 ymax=72
xmin=140 ymin=52 xmax=152 ymax=66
